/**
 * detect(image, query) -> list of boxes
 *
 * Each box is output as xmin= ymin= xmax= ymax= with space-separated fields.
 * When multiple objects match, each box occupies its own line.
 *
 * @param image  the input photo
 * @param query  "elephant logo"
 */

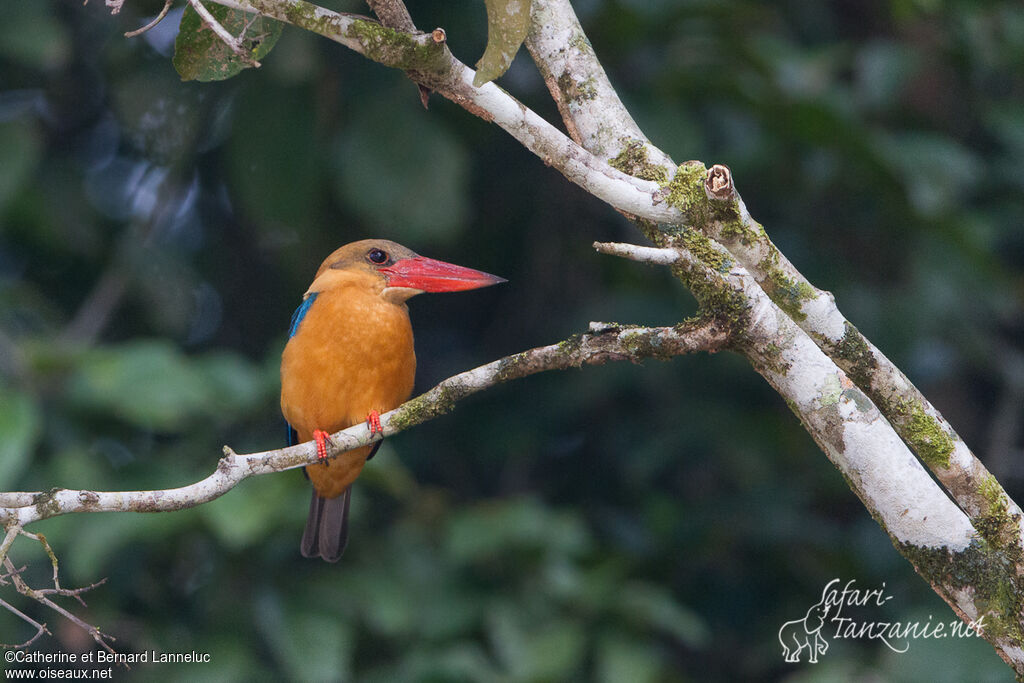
xmin=778 ymin=580 xmax=836 ymax=664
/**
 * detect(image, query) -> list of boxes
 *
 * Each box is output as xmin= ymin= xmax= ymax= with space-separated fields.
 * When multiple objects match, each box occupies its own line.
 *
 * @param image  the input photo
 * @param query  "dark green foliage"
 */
xmin=173 ymin=1 xmax=282 ymax=81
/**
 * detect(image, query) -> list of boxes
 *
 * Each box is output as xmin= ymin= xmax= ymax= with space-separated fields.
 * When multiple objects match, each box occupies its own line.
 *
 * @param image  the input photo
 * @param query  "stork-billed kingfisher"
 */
xmin=281 ymin=239 xmax=505 ymax=562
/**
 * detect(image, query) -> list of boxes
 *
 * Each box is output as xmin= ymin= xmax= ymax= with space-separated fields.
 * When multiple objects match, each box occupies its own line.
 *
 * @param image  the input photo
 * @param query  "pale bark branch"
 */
xmin=525 ymin=0 xmax=673 ymax=169
xmin=0 ymin=321 xmax=727 ymax=529
xmin=697 ymin=167 xmax=1022 ymax=547
xmin=520 ymin=0 xmax=1023 ymax=557
xmin=598 ymin=242 xmax=977 ymax=554
xmin=0 ymin=317 xmax=721 ymax=654
xmin=520 ymin=2 xmax=1024 ymax=666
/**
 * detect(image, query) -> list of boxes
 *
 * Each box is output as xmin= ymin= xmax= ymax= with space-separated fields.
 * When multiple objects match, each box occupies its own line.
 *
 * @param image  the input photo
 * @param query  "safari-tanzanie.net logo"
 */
xmin=778 ymin=578 xmax=985 ymax=664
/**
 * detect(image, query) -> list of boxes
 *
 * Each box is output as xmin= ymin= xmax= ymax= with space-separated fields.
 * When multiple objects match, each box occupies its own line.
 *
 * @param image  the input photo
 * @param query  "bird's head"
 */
xmin=306 ymin=239 xmax=505 ymax=303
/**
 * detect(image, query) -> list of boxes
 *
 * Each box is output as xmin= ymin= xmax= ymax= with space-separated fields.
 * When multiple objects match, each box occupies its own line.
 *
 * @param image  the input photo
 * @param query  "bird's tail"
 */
xmin=300 ymin=487 xmax=351 ymax=562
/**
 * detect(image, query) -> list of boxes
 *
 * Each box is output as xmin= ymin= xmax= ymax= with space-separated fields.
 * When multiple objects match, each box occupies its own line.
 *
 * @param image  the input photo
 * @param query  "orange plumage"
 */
xmin=281 ymin=240 xmax=504 ymax=561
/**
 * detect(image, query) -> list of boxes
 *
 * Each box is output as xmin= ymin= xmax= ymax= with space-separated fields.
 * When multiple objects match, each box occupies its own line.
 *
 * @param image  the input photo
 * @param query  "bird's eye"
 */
xmin=366 ymin=248 xmax=389 ymax=265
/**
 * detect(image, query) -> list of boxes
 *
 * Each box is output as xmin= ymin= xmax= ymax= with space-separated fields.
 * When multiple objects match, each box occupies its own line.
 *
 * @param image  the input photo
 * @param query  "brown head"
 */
xmin=306 ymin=239 xmax=505 ymax=304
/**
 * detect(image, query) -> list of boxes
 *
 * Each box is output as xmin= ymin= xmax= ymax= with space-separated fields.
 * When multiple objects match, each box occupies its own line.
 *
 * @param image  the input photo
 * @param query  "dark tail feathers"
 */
xmin=300 ymin=487 xmax=351 ymax=562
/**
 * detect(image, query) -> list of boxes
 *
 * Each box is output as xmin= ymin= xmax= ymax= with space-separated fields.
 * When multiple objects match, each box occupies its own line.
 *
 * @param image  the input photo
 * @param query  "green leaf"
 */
xmin=445 ymin=497 xmax=592 ymax=562
xmin=876 ymin=132 xmax=981 ymax=217
xmin=596 ymin=632 xmax=661 ymax=683
xmin=487 ymin=605 xmax=586 ymax=680
xmin=256 ymin=592 xmax=354 ymax=681
xmin=199 ymin=475 xmax=295 ymax=550
xmin=332 ymin=93 xmax=470 ymax=242
xmin=173 ymin=2 xmax=283 ymax=82
xmin=65 ymin=511 xmax=191 ymax=577
xmin=616 ymin=582 xmax=710 ymax=647
xmin=196 ymin=351 xmax=273 ymax=415
xmin=66 ymin=340 xmax=211 ymax=431
xmin=0 ymin=386 xmax=40 ymax=489
xmin=227 ymin=84 xmax=321 ymax=228
xmin=0 ymin=118 xmax=42 ymax=212
xmin=473 ymin=0 xmax=532 ymax=87
xmin=64 ymin=341 xmax=267 ymax=432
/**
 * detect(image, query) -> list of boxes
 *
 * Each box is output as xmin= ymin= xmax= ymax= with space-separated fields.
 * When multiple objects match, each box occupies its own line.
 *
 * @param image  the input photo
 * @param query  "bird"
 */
xmin=281 ymin=239 xmax=505 ymax=561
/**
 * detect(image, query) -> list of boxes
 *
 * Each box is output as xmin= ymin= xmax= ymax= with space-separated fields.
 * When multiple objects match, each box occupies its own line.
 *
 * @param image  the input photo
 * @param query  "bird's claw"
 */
xmin=366 ymin=410 xmax=382 ymax=435
xmin=313 ymin=429 xmax=333 ymax=463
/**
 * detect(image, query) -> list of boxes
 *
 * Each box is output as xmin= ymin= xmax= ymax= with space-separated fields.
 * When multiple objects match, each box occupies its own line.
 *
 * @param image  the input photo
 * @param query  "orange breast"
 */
xmin=281 ymin=284 xmax=416 ymax=498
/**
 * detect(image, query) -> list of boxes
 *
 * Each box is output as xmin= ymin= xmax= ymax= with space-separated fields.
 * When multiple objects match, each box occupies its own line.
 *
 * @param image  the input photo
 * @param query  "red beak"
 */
xmin=381 ymin=256 xmax=506 ymax=293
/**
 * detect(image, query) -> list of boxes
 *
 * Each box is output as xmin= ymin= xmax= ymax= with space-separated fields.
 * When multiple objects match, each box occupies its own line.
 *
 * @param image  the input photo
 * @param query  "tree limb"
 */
xmin=519 ymin=0 xmax=1023 ymax=558
xmin=208 ymin=0 xmax=679 ymax=222
xmin=524 ymin=0 xmax=673 ymax=169
xmin=600 ymin=240 xmax=1022 ymax=672
xmin=0 ymin=319 xmax=729 ymax=529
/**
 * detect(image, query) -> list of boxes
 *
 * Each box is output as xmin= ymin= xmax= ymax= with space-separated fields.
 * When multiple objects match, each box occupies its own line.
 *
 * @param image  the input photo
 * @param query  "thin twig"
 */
xmin=0 ymin=563 xmax=27 ymax=590
xmin=188 ymin=0 xmax=260 ymax=67
xmin=124 ymin=0 xmax=175 ymax=37
xmin=4 ymin=556 xmax=116 ymax=655
xmin=0 ymin=596 xmax=50 ymax=649
xmin=0 ymin=525 xmax=18 ymax=568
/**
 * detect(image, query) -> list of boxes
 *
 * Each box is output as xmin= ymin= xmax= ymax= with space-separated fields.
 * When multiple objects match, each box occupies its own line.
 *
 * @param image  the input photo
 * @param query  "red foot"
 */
xmin=366 ymin=410 xmax=382 ymax=435
xmin=313 ymin=429 xmax=333 ymax=463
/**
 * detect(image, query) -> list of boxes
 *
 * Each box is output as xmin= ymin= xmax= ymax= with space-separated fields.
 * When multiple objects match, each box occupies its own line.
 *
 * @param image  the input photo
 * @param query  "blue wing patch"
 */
xmin=288 ymin=292 xmax=319 ymax=338
xmin=286 ymin=293 xmax=318 ymax=449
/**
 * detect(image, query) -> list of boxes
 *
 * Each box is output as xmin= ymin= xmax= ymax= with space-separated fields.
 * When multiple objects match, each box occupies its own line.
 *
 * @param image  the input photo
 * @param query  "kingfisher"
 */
xmin=281 ymin=239 xmax=505 ymax=561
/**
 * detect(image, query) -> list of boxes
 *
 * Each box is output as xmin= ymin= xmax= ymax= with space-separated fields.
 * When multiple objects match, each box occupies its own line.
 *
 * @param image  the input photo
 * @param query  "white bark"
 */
xmin=599 ymin=242 xmax=975 ymax=549
xmin=0 ymin=320 xmax=726 ymax=530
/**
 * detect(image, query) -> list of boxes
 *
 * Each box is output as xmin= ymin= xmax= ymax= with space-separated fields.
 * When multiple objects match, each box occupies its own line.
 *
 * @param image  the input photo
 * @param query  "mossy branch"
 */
xmin=517 ymin=0 xmax=1023 ymax=568
xmin=211 ymin=0 xmax=449 ymax=73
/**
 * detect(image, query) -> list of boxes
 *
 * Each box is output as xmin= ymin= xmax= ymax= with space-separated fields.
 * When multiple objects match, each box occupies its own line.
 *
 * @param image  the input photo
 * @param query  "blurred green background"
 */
xmin=1 ymin=0 xmax=1022 ymax=680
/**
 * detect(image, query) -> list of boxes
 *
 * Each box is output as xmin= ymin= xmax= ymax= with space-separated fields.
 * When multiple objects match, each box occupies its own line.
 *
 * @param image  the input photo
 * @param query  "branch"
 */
xmin=124 ymin=0 xmax=174 ymax=37
xmin=524 ymin=0 xmax=673 ymax=169
xmin=1 ymin=529 xmax=114 ymax=655
xmin=189 ymin=0 xmax=262 ymax=67
xmin=0 ymin=594 xmax=49 ymax=649
xmin=518 ymin=0 xmax=1023 ymax=556
xmin=207 ymin=0 xmax=679 ymax=223
xmin=0 ymin=320 xmax=728 ymax=527
xmin=597 ymin=240 xmax=1024 ymax=672
xmin=598 ymin=241 xmax=977 ymax=551
xmin=696 ymin=166 xmax=1024 ymax=550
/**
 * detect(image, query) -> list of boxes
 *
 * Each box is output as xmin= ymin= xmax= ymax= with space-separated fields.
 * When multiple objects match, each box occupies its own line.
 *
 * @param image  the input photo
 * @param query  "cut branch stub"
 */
xmin=705 ymin=164 xmax=734 ymax=200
